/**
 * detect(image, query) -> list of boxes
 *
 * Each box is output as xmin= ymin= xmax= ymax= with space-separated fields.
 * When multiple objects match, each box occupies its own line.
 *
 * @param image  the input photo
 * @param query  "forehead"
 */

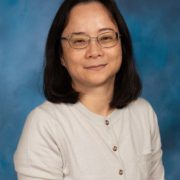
xmin=63 ymin=2 xmax=118 ymax=34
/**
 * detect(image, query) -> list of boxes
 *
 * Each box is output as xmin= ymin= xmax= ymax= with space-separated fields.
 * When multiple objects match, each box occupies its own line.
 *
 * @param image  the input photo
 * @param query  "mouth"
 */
xmin=85 ymin=64 xmax=107 ymax=71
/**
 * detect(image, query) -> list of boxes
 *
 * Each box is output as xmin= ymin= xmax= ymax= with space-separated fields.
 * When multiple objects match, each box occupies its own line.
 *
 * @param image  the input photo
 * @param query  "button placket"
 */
xmin=104 ymin=118 xmax=125 ymax=178
xmin=110 ymin=126 xmax=119 ymax=154
xmin=104 ymin=119 xmax=119 ymax=154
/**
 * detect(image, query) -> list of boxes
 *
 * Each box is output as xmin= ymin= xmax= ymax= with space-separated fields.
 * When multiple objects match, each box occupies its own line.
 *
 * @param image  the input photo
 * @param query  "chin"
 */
xmin=85 ymin=76 xmax=115 ymax=87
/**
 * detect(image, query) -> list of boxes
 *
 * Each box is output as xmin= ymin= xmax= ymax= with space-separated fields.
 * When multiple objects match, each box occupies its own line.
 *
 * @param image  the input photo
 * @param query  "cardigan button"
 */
xmin=113 ymin=146 xmax=118 ymax=151
xmin=119 ymin=169 xmax=123 ymax=175
xmin=105 ymin=120 xmax=109 ymax=125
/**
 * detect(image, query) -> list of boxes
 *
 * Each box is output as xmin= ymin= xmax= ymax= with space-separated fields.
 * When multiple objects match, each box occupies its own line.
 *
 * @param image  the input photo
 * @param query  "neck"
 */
xmin=77 ymin=85 xmax=114 ymax=116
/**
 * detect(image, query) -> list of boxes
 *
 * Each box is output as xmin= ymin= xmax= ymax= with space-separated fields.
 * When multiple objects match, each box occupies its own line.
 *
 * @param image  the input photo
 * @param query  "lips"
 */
xmin=85 ymin=64 xmax=107 ymax=71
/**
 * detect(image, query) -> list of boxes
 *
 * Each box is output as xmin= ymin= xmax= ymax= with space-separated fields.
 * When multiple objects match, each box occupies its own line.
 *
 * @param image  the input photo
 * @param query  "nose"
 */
xmin=85 ymin=38 xmax=104 ymax=59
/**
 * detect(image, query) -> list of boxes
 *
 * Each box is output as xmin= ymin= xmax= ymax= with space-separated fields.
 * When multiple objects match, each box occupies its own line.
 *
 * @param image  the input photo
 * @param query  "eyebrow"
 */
xmin=98 ymin=27 xmax=116 ymax=32
xmin=72 ymin=32 xmax=86 ymax=35
xmin=71 ymin=28 xmax=116 ymax=35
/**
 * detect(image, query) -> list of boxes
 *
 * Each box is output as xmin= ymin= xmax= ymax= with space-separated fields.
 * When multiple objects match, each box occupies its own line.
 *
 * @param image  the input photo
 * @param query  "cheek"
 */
xmin=112 ymin=46 xmax=122 ymax=67
xmin=62 ymin=52 xmax=83 ymax=76
xmin=62 ymin=47 xmax=77 ymax=67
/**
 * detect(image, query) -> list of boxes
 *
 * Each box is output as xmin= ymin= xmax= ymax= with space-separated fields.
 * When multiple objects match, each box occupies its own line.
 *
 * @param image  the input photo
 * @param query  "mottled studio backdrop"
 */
xmin=0 ymin=0 xmax=179 ymax=179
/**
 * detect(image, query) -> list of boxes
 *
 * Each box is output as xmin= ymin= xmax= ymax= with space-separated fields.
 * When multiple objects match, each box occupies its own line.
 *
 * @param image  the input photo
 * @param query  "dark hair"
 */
xmin=44 ymin=0 xmax=142 ymax=108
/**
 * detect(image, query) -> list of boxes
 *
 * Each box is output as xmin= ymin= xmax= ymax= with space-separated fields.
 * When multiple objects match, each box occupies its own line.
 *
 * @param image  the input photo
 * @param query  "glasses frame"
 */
xmin=61 ymin=30 xmax=120 ymax=49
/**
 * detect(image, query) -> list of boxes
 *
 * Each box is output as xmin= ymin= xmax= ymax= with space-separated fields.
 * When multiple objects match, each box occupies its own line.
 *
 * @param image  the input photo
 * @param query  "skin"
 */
xmin=61 ymin=2 xmax=122 ymax=116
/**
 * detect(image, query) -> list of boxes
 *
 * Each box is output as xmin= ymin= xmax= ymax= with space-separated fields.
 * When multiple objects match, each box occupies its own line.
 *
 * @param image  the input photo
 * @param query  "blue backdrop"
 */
xmin=0 ymin=0 xmax=179 ymax=179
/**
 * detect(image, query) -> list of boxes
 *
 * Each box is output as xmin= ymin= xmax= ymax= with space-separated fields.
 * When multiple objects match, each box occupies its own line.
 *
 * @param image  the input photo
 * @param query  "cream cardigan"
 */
xmin=14 ymin=98 xmax=165 ymax=180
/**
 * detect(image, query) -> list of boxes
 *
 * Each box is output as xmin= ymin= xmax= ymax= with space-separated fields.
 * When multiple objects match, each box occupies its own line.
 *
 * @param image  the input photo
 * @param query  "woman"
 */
xmin=14 ymin=0 xmax=165 ymax=179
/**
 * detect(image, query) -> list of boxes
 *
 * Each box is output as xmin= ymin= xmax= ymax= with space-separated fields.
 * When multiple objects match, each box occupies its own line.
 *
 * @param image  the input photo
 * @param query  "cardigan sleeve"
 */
xmin=17 ymin=173 xmax=63 ymax=180
xmin=148 ymin=105 xmax=165 ymax=180
xmin=14 ymin=107 xmax=64 ymax=180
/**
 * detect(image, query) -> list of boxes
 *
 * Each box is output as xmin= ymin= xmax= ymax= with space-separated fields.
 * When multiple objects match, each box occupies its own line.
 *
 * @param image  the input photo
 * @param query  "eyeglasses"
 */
xmin=61 ymin=30 xmax=120 ymax=49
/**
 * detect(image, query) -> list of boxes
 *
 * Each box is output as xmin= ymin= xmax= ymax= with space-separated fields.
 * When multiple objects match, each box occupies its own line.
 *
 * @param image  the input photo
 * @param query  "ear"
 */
xmin=60 ymin=57 xmax=66 ymax=67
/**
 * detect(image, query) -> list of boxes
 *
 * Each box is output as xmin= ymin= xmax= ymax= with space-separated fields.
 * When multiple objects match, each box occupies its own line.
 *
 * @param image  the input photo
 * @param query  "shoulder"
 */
xmin=126 ymin=98 xmax=159 ymax=135
xmin=16 ymin=101 xmax=68 ymax=154
xmin=129 ymin=97 xmax=153 ymax=108
xmin=25 ymin=101 xmax=76 ymax=133
xmin=127 ymin=97 xmax=155 ymax=115
xmin=22 ymin=101 xmax=59 ymax=137
xmin=28 ymin=101 xmax=67 ymax=120
xmin=127 ymin=97 xmax=157 ymax=119
xmin=23 ymin=101 xmax=65 ymax=134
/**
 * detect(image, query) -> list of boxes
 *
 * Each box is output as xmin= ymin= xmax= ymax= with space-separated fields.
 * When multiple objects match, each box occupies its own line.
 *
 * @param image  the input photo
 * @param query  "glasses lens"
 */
xmin=70 ymin=34 xmax=89 ymax=49
xmin=98 ymin=31 xmax=118 ymax=48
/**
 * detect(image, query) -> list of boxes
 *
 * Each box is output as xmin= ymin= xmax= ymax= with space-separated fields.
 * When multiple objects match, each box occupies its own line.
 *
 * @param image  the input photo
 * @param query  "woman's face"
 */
xmin=61 ymin=2 xmax=122 ymax=91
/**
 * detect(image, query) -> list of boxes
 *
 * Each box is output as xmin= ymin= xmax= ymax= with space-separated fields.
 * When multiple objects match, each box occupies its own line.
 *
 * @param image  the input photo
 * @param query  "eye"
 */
xmin=72 ymin=38 xmax=86 ymax=44
xmin=99 ymin=34 xmax=114 ymax=43
xmin=71 ymin=35 xmax=89 ymax=46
